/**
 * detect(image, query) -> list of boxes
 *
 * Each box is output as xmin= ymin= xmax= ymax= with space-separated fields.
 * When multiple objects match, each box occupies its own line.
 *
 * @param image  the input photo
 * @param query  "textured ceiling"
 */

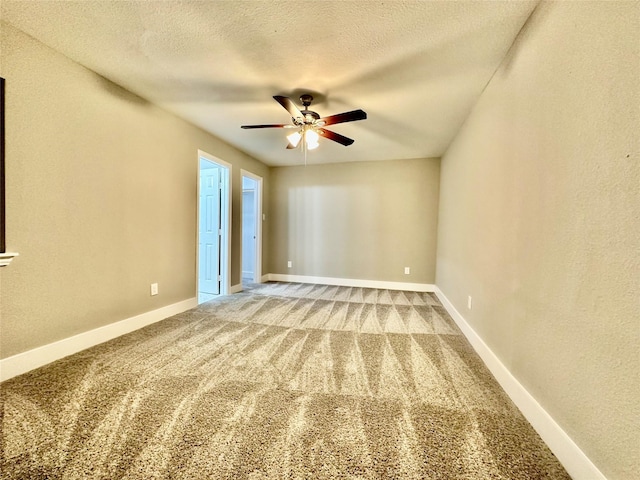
xmin=2 ymin=0 xmax=537 ymax=166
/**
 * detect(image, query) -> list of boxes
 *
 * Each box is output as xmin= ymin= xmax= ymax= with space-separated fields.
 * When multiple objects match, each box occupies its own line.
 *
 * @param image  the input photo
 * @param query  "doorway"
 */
xmin=241 ymin=170 xmax=263 ymax=286
xmin=197 ymin=151 xmax=230 ymax=304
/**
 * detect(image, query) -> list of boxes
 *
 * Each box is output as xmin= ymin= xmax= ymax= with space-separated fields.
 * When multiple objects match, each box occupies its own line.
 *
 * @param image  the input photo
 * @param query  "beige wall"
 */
xmin=436 ymin=2 xmax=639 ymax=479
xmin=269 ymin=158 xmax=440 ymax=284
xmin=0 ymin=23 xmax=269 ymax=358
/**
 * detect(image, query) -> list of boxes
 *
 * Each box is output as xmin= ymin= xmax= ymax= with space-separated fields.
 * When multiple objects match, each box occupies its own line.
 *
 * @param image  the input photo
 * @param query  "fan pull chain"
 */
xmin=304 ymin=140 xmax=308 ymax=166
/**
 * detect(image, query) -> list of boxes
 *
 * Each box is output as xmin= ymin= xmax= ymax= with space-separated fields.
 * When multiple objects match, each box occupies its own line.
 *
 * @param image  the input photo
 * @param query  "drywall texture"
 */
xmin=0 ymin=23 xmax=269 ymax=359
xmin=269 ymin=158 xmax=440 ymax=284
xmin=436 ymin=2 xmax=639 ymax=479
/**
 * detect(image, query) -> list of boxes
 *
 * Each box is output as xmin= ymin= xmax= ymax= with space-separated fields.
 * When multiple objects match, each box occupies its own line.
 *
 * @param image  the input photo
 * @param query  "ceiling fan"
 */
xmin=241 ymin=94 xmax=367 ymax=150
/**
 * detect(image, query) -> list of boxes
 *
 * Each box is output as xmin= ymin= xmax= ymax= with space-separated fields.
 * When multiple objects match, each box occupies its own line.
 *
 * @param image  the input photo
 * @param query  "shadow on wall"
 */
xmin=93 ymin=72 xmax=152 ymax=107
xmin=498 ymin=1 xmax=547 ymax=76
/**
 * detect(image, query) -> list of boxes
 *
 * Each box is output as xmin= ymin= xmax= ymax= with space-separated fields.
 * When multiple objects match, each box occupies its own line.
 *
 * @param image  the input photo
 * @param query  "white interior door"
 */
xmin=241 ymin=171 xmax=262 ymax=285
xmin=242 ymin=189 xmax=255 ymax=281
xmin=199 ymin=165 xmax=221 ymax=295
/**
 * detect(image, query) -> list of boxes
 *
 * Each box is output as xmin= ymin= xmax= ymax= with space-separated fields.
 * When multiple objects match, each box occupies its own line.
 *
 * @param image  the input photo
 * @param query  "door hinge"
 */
xmin=218 ymin=229 xmax=222 ymax=236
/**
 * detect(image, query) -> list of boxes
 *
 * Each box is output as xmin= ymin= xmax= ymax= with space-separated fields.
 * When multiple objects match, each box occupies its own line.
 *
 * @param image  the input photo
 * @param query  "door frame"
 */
xmin=197 ymin=150 xmax=231 ymax=299
xmin=241 ymin=169 xmax=263 ymax=284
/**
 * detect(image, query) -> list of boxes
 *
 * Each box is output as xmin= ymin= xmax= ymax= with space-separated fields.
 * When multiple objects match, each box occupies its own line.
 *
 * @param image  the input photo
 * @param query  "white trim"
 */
xmin=0 ymin=252 xmax=19 ymax=266
xmin=261 ymin=274 xmax=270 ymax=283
xmin=0 ymin=297 xmax=197 ymax=382
xmin=197 ymin=150 xmax=232 ymax=300
xmin=266 ymin=273 xmax=436 ymax=292
xmin=434 ymin=287 xmax=607 ymax=480
xmin=229 ymin=283 xmax=243 ymax=294
xmin=241 ymin=169 xmax=263 ymax=284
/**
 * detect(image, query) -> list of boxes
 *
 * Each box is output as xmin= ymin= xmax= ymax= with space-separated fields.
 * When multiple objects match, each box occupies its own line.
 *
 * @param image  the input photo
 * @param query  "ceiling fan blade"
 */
xmin=286 ymin=142 xmax=297 ymax=149
xmin=273 ymin=95 xmax=304 ymax=119
xmin=318 ymin=128 xmax=355 ymax=146
xmin=320 ymin=109 xmax=367 ymax=126
xmin=241 ymin=124 xmax=290 ymax=129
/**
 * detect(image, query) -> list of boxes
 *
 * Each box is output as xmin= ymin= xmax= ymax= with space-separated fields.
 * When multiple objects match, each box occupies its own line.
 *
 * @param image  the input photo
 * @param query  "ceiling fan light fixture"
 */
xmin=305 ymin=129 xmax=320 ymax=150
xmin=306 ymin=129 xmax=319 ymax=142
xmin=287 ymin=131 xmax=302 ymax=148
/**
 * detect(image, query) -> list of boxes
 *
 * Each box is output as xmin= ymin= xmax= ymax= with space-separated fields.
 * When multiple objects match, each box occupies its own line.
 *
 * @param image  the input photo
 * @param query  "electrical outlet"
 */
xmin=467 ymin=296 xmax=472 ymax=310
xmin=287 ymin=261 xmax=292 ymax=268
xmin=151 ymin=283 xmax=159 ymax=296
xmin=404 ymin=267 xmax=411 ymax=275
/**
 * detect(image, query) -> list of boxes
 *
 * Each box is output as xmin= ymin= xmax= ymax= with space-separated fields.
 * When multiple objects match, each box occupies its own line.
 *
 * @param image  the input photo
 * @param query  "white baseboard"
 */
xmin=229 ymin=283 xmax=243 ymax=294
xmin=266 ymin=273 xmax=436 ymax=292
xmin=434 ymin=287 xmax=606 ymax=480
xmin=0 ymin=297 xmax=197 ymax=382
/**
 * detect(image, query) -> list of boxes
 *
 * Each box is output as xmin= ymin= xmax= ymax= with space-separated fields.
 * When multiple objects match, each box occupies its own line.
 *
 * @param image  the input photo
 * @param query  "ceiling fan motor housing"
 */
xmin=301 ymin=110 xmax=320 ymax=122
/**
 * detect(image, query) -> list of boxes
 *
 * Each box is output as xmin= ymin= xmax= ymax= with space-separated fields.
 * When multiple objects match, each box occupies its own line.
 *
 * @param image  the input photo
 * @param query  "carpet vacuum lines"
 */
xmin=0 ymin=282 xmax=571 ymax=479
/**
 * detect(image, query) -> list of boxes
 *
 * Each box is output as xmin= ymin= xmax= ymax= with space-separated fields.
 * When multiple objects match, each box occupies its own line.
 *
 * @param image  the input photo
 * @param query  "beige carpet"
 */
xmin=1 ymin=282 xmax=571 ymax=479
